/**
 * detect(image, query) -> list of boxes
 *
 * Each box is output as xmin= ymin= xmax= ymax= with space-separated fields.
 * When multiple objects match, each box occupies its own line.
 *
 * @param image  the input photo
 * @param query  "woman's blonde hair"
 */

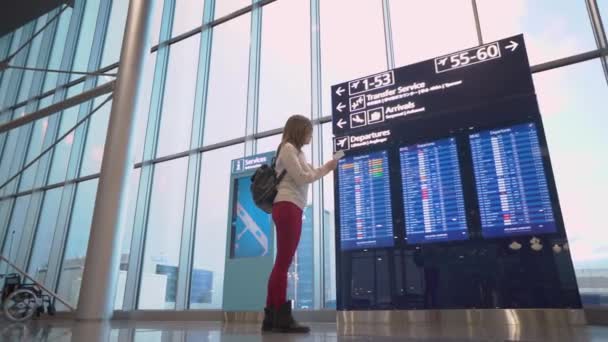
xmin=279 ymin=115 xmax=313 ymax=151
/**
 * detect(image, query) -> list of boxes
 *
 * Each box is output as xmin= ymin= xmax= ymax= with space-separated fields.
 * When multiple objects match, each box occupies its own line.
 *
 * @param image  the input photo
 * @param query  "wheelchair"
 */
xmin=1 ymin=273 xmax=56 ymax=322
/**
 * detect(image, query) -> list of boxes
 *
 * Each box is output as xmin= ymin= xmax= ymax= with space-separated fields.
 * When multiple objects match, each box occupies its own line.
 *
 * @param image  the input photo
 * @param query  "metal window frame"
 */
xmin=0 ymin=28 xmax=27 ymax=106
xmin=0 ymin=62 xmax=119 ymax=116
xmin=244 ymin=0 xmax=262 ymax=156
xmin=382 ymin=0 xmax=395 ymax=70
xmin=310 ymin=0 xmax=325 ymax=310
xmin=0 ymin=46 xmax=604 ymax=208
xmin=13 ymin=15 xmax=53 ymax=105
xmin=0 ymin=65 xmax=117 ymax=78
xmin=23 ymin=0 xmax=87 ymax=296
xmin=0 ymin=2 xmax=116 ymax=310
xmin=0 ymin=22 xmax=37 ymax=171
xmin=0 ymin=0 xmax=281 ymax=118
xmin=0 ymin=20 xmax=39 ymax=263
xmin=0 ymin=173 xmax=100 ymax=202
xmin=0 ymin=5 xmax=69 ymax=66
xmin=0 ymin=33 xmax=15 ymax=91
xmin=176 ymin=0 xmax=216 ymax=311
xmin=10 ymin=9 xmax=64 ymax=271
xmin=150 ymin=0 xmax=279 ymax=54
xmin=0 ymin=46 xmax=595 ymax=198
xmin=122 ymin=44 xmax=608 ymax=172
xmin=585 ymin=0 xmax=608 ymax=86
xmin=471 ymin=0 xmax=483 ymax=45
xmin=0 ymin=81 xmax=115 ymax=134
xmin=46 ymin=0 xmax=114 ymax=308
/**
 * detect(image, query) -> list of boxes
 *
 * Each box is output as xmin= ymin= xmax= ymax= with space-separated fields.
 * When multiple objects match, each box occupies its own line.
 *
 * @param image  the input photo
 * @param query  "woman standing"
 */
xmin=263 ymin=115 xmax=338 ymax=333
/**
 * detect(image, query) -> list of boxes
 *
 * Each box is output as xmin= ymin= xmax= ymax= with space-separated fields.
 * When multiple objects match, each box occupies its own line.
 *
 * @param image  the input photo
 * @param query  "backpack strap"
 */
xmin=271 ymin=143 xmax=283 ymax=169
xmin=277 ymin=169 xmax=287 ymax=182
xmin=274 ymin=143 xmax=287 ymax=185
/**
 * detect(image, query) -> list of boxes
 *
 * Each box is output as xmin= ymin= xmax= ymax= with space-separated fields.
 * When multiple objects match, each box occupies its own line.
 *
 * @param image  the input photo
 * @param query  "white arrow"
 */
xmin=337 ymin=118 xmax=346 ymax=129
xmin=505 ymin=40 xmax=518 ymax=52
xmin=437 ymin=57 xmax=447 ymax=66
xmin=335 ymin=87 xmax=345 ymax=96
xmin=336 ymin=102 xmax=346 ymax=112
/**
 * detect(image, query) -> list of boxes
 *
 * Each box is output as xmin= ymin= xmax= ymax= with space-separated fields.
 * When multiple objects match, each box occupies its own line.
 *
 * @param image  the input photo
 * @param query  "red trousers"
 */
xmin=266 ymin=201 xmax=302 ymax=310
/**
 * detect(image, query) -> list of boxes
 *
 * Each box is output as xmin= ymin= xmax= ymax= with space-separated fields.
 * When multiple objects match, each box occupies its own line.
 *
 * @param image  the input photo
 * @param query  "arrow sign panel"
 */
xmin=330 ymin=34 xmax=533 ymax=135
xmin=506 ymin=40 xmax=519 ymax=52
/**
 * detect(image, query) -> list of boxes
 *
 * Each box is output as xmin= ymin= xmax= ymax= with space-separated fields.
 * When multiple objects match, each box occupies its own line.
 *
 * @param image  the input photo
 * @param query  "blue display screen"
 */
xmin=231 ymin=176 xmax=272 ymax=258
xmin=469 ymin=122 xmax=556 ymax=238
xmin=338 ymin=150 xmax=394 ymax=250
xmin=399 ymin=137 xmax=469 ymax=244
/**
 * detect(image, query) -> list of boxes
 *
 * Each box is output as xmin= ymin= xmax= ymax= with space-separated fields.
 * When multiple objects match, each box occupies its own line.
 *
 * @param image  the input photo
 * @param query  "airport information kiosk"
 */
xmin=223 ymin=152 xmax=275 ymax=311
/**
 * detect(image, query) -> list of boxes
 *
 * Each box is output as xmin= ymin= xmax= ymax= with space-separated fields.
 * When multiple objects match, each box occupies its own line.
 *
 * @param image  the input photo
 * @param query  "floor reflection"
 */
xmin=0 ymin=320 xmax=607 ymax=341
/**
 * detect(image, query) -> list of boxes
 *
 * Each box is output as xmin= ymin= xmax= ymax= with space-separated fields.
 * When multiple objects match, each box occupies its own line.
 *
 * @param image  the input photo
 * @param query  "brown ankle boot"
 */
xmin=261 ymin=307 xmax=274 ymax=332
xmin=272 ymin=300 xmax=310 ymax=333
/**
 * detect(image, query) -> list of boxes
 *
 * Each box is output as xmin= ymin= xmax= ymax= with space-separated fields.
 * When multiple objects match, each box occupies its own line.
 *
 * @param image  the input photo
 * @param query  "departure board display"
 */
xmin=329 ymin=35 xmax=581 ymax=312
xmin=470 ymin=123 xmax=556 ymax=238
xmin=338 ymin=150 xmax=394 ymax=250
xmin=399 ymin=138 xmax=469 ymax=244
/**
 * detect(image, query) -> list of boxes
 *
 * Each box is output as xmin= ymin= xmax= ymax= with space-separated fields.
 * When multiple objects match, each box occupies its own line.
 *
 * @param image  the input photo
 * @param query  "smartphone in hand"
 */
xmin=333 ymin=150 xmax=345 ymax=160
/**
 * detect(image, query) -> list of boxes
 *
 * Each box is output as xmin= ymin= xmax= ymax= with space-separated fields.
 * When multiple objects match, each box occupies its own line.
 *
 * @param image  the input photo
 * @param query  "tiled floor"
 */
xmin=1 ymin=320 xmax=608 ymax=342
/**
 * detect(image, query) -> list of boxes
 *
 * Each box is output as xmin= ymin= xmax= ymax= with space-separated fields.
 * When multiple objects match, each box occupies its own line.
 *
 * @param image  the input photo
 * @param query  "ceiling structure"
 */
xmin=0 ymin=0 xmax=71 ymax=37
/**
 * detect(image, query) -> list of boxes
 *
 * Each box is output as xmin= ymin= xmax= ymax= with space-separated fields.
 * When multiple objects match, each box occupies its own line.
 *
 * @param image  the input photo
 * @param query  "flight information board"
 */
xmin=329 ymin=34 xmax=580 ymax=312
xmin=470 ymin=123 xmax=556 ymax=238
xmin=399 ymin=138 xmax=468 ymax=244
xmin=338 ymin=150 xmax=394 ymax=250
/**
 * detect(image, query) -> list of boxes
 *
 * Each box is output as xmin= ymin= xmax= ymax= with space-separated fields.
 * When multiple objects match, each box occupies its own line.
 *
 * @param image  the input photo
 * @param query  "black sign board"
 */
xmin=331 ymin=35 xmax=533 ymax=146
xmin=331 ymin=34 xmax=581 ymax=311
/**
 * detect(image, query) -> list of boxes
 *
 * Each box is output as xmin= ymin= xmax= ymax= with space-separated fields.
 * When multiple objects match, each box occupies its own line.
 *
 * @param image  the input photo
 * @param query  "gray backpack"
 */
xmin=250 ymin=146 xmax=287 ymax=214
